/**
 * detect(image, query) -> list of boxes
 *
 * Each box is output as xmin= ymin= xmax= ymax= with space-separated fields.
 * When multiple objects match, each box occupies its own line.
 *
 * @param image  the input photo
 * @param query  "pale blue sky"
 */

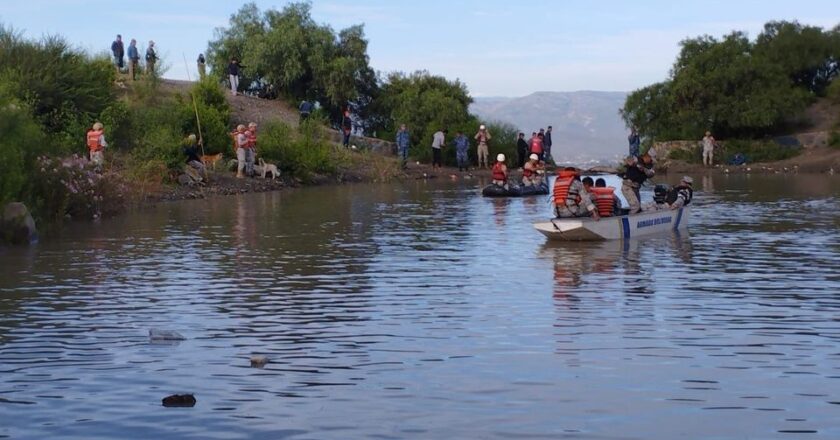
xmin=2 ymin=0 xmax=838 ymax=96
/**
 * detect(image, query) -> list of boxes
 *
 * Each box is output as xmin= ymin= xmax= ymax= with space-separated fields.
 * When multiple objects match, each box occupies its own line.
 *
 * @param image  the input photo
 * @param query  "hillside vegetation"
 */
xmin=622 ymin=21 xmax=839 ymax=144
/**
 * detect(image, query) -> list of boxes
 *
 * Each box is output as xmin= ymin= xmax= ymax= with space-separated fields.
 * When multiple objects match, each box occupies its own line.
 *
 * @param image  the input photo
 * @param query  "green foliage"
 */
xmin=207 ymin=2 xmax=377 ymax=123
xmin=828 ymin=79 xmax=840 ymax=104
xmin=622 ymin=21 xmax=837 ymax=141
xmin=720 ymin=139 xmax=800 ymax=163
xmin=256 ymin=120 xmax=335 ymax=180
xmin=828 ymin=131 xmax=840 ymax=149
xmin=0 ymin=25 xmax=114 ymax=148
xmin=173 ymin=80 xmax=231 ymax=155
xmin=0 ymin=100 xmax=46 ymax=206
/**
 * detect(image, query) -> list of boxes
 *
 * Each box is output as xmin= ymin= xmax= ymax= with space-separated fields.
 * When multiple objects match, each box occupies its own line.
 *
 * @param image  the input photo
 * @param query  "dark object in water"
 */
xmin=162 ymin=394 xmax=196 ymax=407
xmin=482 ymin=181 xmax=549 ymax=197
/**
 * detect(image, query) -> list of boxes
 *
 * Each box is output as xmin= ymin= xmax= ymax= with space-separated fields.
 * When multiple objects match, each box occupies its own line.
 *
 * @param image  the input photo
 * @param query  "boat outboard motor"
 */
xmin=653 ymin=184 xmax=670 ymax=204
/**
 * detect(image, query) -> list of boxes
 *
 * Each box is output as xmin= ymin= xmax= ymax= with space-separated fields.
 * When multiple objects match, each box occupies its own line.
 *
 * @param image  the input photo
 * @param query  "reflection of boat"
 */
xmin=534 ymin=207 xmax=690 ymax=241
xmin=482 ymin=182 xmax=549 ymax=197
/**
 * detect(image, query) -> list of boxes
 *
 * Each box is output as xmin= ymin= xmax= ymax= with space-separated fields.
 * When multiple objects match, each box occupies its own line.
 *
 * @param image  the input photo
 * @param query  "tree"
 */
xmin=206 ymin=2 xmax=378 ymax=127
xmin=622 ymin=21 xmax=833 ymax=140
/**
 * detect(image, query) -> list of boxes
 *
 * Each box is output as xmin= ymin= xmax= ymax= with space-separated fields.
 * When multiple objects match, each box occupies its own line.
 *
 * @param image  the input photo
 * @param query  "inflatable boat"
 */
xmin=482 ymin=181 xmax=549 ymax=198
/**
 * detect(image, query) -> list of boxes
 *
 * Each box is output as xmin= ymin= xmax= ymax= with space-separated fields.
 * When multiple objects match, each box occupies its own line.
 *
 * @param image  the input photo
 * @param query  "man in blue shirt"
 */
xmin=395 ymin=124 xmax=410 ymax=169
xmin=127 ymin=39 xmax=139 ymax=81
xmin=453 ymin=131 xmax=470 ymax=171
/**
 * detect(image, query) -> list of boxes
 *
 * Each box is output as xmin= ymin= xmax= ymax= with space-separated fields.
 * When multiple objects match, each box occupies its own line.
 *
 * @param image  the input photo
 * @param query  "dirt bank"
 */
xmin=662 ymin=146 xmax=840 ymax=175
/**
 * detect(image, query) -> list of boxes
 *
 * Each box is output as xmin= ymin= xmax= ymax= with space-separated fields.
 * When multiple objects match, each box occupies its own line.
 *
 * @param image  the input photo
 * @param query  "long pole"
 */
xmin=182 ymin=53 xmax=205 ymax=157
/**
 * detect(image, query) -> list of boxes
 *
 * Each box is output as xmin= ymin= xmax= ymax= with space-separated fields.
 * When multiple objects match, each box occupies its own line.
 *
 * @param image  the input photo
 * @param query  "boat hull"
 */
xmin=534 ymin=207 xmax=690 ymax=241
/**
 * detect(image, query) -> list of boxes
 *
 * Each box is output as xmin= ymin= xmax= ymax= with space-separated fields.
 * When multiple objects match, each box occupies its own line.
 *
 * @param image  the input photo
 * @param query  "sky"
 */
xmin=2 ymin=0 xmax=838 ymax=97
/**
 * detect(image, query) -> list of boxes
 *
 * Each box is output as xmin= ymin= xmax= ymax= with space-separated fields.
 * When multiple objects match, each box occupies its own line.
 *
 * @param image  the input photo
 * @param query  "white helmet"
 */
xmin=496 ymin=153 xmax=505 ymax=162
xmin=479 ymin=125 xmax=486 ymax=130
xmin=529 ymin=153 xmax=539 ymax=161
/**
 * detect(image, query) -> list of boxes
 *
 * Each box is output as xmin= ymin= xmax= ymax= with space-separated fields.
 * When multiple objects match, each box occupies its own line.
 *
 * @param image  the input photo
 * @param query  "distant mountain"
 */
xmin=470 ymin=91 xmax=629 ymax=163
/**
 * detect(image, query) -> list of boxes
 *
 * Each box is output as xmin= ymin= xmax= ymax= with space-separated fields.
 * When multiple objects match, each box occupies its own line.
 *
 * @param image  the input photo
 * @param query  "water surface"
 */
xmin=1 ymin=173 xmax=839 ymax=439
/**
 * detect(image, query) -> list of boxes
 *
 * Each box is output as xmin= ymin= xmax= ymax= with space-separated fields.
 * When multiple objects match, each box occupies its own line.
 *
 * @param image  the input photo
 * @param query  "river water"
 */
xmin=1 ymin=173 xmax=839 ymax=439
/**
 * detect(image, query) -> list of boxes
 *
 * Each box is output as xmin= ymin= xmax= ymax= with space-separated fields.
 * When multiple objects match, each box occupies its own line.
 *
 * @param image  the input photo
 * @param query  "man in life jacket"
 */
xmin=643 ymin=183 xmax=671 ymax=211
xmin=618 ymin=154 xmax=655 ymax=214
xmin=491 ymin=153 xmax=509 ymax=189
xmin=666 ymin=176 xmax=694 ymax=209
xmin=592 ymin=178 xmax=621 ymax=217
xmin=247 ymin=122 xmax=258 ymax=152
xmin=554 ymin=167 xmax=599 ymax=220
xmin=522 ymin=153 xmax=541 ymax=186
xmin=86 ymin=122 xmax=108 ymax=166
xmin=474 ymin=124 xmax=492 ymax=168
xmin=529 ymin=132 xmax=544 ymax=161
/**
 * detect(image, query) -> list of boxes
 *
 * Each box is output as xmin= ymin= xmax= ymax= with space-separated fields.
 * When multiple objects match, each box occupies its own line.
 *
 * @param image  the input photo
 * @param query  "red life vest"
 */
xmin=246 ymin=130 xmax=257 ymax=149
xmin=86 ymin=130 xmax=103 ymax=152
xmin=553 ymin=170 xmax=578 ymax=206
xmin=590 ymin=186 xmax=616 ymax=217
xmin=492 ymin=162 xmax=507 ymax=181
xmin=530 ymin=138 xmax=543 ymax=154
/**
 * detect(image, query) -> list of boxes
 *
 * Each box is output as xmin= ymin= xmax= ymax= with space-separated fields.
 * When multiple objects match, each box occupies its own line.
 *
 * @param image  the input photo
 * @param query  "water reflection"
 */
xmin=1 ymin=175 xmax=839 ymax=440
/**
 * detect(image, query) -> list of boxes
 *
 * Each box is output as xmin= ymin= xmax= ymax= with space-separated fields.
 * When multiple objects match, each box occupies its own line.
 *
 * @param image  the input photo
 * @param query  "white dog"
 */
xmin=258 ymin=158 xmax=279 ymax=180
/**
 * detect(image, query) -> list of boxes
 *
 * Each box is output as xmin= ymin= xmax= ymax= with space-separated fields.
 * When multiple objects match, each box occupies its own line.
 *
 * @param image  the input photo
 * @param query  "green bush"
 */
xmin=828 ymin=79 xmax=840 ymax=105
xmin=720 ymin=139 xmax=800 ymax=163
xmin=257 ymin=120 xmax=334 ymax=180
xmin=0 ymin=100 xmax=46 ymax=205
xmin=667 ymin=144 xmax=702 ymax=163
xmin=130 ymin=123 xmax=183 ymax=172
xmin=828 ymin=131 xmax=840 ymax=149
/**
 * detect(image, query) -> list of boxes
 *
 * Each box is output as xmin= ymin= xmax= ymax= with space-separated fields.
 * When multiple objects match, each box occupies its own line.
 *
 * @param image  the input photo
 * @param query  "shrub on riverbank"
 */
xmin=667 ymin=139 xmax=801 ymax=164
xmin=257 ymin=120 xmax=336 ymax=181
xmin=30 ymin=156 xmax=128 ymax=222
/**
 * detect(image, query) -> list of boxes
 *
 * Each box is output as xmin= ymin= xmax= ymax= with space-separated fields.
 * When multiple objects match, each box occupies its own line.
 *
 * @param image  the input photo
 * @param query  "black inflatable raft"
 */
xmin=482 ymin=182 xmax=549 ymax=197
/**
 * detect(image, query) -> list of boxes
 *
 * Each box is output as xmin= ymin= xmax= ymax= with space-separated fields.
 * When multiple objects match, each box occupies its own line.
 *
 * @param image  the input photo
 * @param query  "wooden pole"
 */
xmin=183 ymin=53 xmax=205 ymax=157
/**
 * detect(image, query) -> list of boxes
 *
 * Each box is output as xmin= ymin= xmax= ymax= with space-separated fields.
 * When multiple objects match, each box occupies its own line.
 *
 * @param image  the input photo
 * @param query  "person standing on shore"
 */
xmin=197 ymin=54 xmax=206 ymax=80
xmin=529 ymin=131 xmax=544 ymax=161
xmin=544 ymin=126 xmax=553 ymax=163
xmin=144 ymin=41 xmax=157 ymax=76
xmin=431 ymin=128 xmax=446 ymax=170
xmin=341 ymin=109 xmax=352 ymax=148
xmin=111 ymin=35 xmax=124 ymax=74
xmin=628 ymin=127 xmax=641 ymax=158
xmin=235 ymin=124 xmax=251 ymax=178
xmin=86 ymin=122 xmax=108 ymax=166
xmin=228 ymin=58 xmax=240 ymax=96
xmin=474 ymin=125 xmax=491 ymax=168
xmin=453 ymin=130 xmax=470 ymax=172
xmin=395 ymin=124 xmax=410 ymax=169
xmin=127 ymin=39 xmax=140 ymax=81
xmin=516 ymin=132 xmax=528 ymax=169
xmin=702 ymin=131 xmax=717 ymax=167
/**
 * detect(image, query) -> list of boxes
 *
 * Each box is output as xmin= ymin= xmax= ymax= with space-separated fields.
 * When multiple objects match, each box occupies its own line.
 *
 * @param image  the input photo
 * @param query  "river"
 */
xmin=1 ymin=173 xmax=839 ymax=439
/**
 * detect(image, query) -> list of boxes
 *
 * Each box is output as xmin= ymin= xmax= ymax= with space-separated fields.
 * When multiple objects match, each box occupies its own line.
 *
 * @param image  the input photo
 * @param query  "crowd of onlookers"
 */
xmin=110 ymin=34 xmax=158 ymax=81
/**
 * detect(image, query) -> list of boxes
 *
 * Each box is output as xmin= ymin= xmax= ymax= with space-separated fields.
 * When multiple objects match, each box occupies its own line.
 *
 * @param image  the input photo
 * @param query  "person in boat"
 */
xmin=491 ymin=153 xmax=509 ymax=189
xmin=582 ymin=176 xmax=594 ymax=192
xmin=594 ymin=178 xmax=621 ymax=216
xmin=643 ymin=184 xmax=670 ymax=211
xmin=553 ymin=167 xmax=599 ymax=219
xmin=618 ymin=154 xmax=655 ymax=214
xmin=522 ymin=153 xmax=541 ymax=186
xmin=666 ymin=176 xmax=694 ymax=209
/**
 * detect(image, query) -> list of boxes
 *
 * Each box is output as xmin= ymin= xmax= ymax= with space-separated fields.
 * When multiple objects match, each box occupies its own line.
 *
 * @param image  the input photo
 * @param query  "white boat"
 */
xmin=534 ymin=207 xmax=690 ymax=241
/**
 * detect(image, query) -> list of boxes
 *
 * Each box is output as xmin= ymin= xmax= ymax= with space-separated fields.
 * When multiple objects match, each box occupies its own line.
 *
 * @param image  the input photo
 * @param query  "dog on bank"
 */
xmin=258 ymin=158 xmax=279 ymax=180
xmin=200 ymin=153 xmax=224 ymax=171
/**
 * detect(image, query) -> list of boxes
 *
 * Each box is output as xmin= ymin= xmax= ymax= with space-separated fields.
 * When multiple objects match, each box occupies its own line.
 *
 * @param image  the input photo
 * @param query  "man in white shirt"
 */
xmin=431 ymin=129 xmax=447 ymax=169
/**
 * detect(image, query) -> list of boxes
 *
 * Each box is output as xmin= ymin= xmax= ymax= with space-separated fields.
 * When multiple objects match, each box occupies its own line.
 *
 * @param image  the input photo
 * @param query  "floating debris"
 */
xmin=250 ymin=355 xmax=269 ymax=368
xmin=149 ymin=329 xmax=186 ymax=341
xmin=162 ymin=394 xmax=196 ymax=407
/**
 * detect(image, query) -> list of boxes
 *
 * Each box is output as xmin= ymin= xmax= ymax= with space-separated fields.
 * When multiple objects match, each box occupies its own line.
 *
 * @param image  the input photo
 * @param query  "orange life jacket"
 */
xmin=590 ymin=186 xmax=616 ymax=217
xmin=246 ymin=130 xmax=257 ymax=149
xmin=530 ymin=138 xmax=543 ymax=154
xmin=492 ymin=162 xmax=507 ymax=181
xmin=553 ymin=170 xmax=578 ymax=206
xmin=86 ymin=130 xmax=103 ymax=152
